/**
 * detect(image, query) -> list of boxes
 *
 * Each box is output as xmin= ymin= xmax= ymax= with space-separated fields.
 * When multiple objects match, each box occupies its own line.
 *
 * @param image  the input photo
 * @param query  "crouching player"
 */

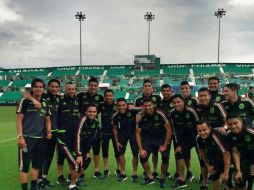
xmin=68 ymin=104 xmax=100 ymax=190
xmin=227 ymin=115 xmax=254 ymax=190
xmin=196 ymin=120 xmax=231 ymax=190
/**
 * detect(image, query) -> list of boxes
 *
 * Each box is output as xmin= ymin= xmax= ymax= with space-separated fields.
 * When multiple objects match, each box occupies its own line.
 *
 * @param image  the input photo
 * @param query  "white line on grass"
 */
xmin=0 ymin=137 xmax=17 ymax=144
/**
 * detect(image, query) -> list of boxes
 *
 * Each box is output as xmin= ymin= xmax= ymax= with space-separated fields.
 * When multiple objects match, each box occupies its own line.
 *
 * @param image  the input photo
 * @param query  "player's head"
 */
xmin=161 ymin=84 xmax=172 ymax=99
xmin=143 ymin=97 xmax=154 ymax=115
xmin=88 ymin=77 xmax=99 ymax=95
xmin=172 ymin=94 xmax=185 ymax=112
xmin=224 ymin=83 xmax=239 ymax=100
xmin=208 ymin=76 xmax=220 ymax=92
xmin=31 ymin=78 xmax=45 ymax=96
xmin=116 ymin=98 xmax=127 ymax=114
xmin=197 ymin=120 xmax=211 ymax=139
xmin=142 ymin=79 xmax=153 ymax=96
xmin=198 ymin=87 xmax=211 ymax=106
xmin=65 ymin=82 xmax=76 ymax=98
xmin=226 ymin=114 xmax=243 ymax=134
xmin=180 ymin=81 xmax=191 ymax=98
xmin=86 ymin=103 xmax=97 ymax=120
xmin=104 ymin=89 xmax=114 ymax=104
xmin=47 ymin=79 xmax=60 ymax=95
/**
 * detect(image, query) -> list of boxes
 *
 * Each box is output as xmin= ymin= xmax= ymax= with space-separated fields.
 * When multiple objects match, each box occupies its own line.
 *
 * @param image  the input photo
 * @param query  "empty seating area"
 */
xmin=223 ymin=64 xmax=253 ymax=75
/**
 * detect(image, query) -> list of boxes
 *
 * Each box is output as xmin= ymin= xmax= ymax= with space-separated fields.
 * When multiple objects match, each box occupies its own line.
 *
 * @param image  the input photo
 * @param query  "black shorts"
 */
xmin=173 ymin=139 xmax=195 ymax=160
xmin=101 ymin=134 xmax=119 ymax=158
xmin=118 ymin=134 xmax=138 ymax=157
xmin=140 ymin=139 xmax=169 ymax=164
xmin=18 ymin=137 xmax=44 ymax=173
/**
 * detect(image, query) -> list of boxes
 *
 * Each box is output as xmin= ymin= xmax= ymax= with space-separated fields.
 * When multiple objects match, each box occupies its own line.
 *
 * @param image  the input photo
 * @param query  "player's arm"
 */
xmin=113 ymin=125 xmax=121 ymax=151
xmin=231 ymin=147 xmax=243 ymax=183
xmin=16 ymin=114 xmax=26 ymax=148
xmin=45 ymin=116 xmax=52 ymax=139
xmin=22 ymin=90 xmax=42 ymax=108
xmin=215 ymin=103 xmax=227 ymax=133
xmin=221 ymin=151 xmax=231 ymax=181
xmin=160 ymin=121 xmax=172 ymax=152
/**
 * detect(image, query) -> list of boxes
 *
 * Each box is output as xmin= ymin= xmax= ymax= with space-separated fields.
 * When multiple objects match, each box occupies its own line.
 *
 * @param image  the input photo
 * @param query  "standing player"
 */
xmin=100 ymin=89 xmax=120 ymax=178
xmin=208 ymin=77 xmax=225 ymax=102
xmin=180 ymin=81 xmax=199 ymax=109
xmin=68 ymin=104 xmax=100 ymax=190
xmin=196 ymin=120 xmax=231 ymax=190
xmin=227 ymin=115 xmax=254 ymax=190
xmin=112 ymin=98 xmax=140 ymax=182
xmin=136 ymin=97 xmax=171 ymax=188
xmin=56 ymin=82 xmax=80 ymax=184
xmin=77 ymin=77 xmax=104 ymax=178
xmin=135 ymin=79 xmax=161 ymax=179
xmin=222 ymin=83 xmax=254 ymax=128
xmin=17 ymin=78 xmax=52 ymax=190
xmin=170 ymin=94 xmax=199 ymax=188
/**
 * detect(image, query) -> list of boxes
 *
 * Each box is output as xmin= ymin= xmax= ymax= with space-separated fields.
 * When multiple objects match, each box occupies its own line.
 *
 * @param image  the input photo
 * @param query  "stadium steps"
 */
xmin=190 ymin=69 xmax=196 ymax=86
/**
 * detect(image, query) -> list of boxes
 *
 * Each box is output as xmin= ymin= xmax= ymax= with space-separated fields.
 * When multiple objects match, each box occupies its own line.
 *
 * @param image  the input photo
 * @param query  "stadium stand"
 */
xmin=223 ymin=64 xmax=253 ymax=75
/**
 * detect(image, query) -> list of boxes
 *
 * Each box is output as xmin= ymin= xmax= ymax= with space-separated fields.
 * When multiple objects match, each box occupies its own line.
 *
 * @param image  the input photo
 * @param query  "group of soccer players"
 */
xmin=16 ymin=76 xmax=254 ymax=190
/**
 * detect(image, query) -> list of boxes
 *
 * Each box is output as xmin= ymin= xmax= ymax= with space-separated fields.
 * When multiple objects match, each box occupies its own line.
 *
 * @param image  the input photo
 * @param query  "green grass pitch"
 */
xmin=0 ymin=106 xmax=212 ymax=190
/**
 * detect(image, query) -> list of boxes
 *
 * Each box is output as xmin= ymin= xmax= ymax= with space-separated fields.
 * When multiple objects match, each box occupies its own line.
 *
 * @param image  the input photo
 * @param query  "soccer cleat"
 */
xmin=143 ymin=171 xmax=147 ymax=178
xmin=68 ymin=185 xmax=78 ymax=190
xmin=43 ymin=179 xmax=54 ymax=188
xmin=104 ymin=170 xmax=110 ymax=178
xmin=186 ymin=171 xmax=194 ymax=182
xmin=78 ymin=173 xmax=85 ymax=182
xmin=67 ymin=174 xmax=71 ymax=182
xmin=173 ymin=172 xmax=180 ymax=180
xmin=141 ymin=177 xmax=155 ymax=185
xmin=56 ymin=175 xmax=66 ymax=185
xmin=117 ymin=174 xmax=128 ymax=182
xmin=200 ymin=185 xmax=208 ymax=190
xmin=152 ymin=172 xmax=160 ymax=180
xmin=172 ymin=179 xmax=187 ymax=189
xmin=93 ymin=171 xmax=103 ymax=179
xmin=159 ymin=179 xmax=166 ymax=188
xmin=165 ymin=172 xmax=171 ymax=179
xmin=131 ymin=175 xmax=138 ymax=183
xmin=37 ymin=181 xmax=45 ymax=190
xmin=115 ymin=169 xmax=121 ymax=178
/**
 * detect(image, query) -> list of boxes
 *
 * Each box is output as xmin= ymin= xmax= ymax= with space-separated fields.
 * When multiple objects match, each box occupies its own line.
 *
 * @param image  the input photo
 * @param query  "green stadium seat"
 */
xmin=223 ymin=64 xmax=253 ymax=75
xmin=107 ymin=67 xmax=131 ymax=76
xmin=0 ymin=91 xmax=21 ymax=101
xmin=11 ymin=80 xmax=31 ymax=88
xmin=0 ymin=80 xmax=10 ymax=87
xmin=79 ymin=69 xmax=104 ymax=76
xmin=51 ymin=69 xmax=77 ymax=77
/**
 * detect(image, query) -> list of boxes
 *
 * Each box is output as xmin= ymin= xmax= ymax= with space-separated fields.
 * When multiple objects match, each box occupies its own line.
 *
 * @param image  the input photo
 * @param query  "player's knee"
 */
xmin=162 ymin=156 xmax=169 ymax=164
xmin=82 ymin=157 xmax=91 ymax=170
xmin=140 ymin=157 xmax=148 ymax=165
xmin=175 ymin=152 xmax=184 ymax=160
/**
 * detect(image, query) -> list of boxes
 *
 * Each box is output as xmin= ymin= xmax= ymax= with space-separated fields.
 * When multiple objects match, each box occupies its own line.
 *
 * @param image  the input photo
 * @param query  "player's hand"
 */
xmin=116 ymin=143 xmax=122 ymax=151
xmin=32 ymin=99 xmax=42 ymax=109
xmin=136 ymin=114 xmax=142 ymax=123
xmin=217 ymin=127 xmax=226 ymax=134
xmin=175 ymin=146 xmax=182 ymax=153
xmin=139 ymin=149 xmax=147 ymax=158
xmin=128 ymin=104 xmax=135 ymax=109
xmin=234 ymin=171 xmax=243 ymax=184
xmin=207 ymin=165 xmax=215 ymax=173
xmin=220 ymin=172 xmax=229 ymax=182
xmin=159 ymin=145 xmax=166 ymax=153
xmin=76 ymin=156 xmax=83 ymax=166
xmin=18 ymin=136 xmax=26 ymax=149
xmin=46 ymin=132 xmax=52 ymax=139
xmin=86 ymin=152 xmax=90 ymax=160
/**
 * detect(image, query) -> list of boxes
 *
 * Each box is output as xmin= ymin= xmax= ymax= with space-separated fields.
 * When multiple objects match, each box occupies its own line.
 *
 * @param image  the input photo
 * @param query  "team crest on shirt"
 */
xmin=63 ymin=102 xmax=67 ymax=105
xmin=186 ymin=113 xmax=190 ymax=119
xmin=155 ymin=115 xmax=159 ymax=121
xmin=239 ymin=103 xmax=245 ymax=110
xmin=244 ymin=135 xmax=251 ymax=142
xmin=127 ymin=112 xmax=131 ymax=117
xmin=152 ymin=97 xmax=156 ymax=101
xmin=175 ymin=114 xmax=179 ymax=118
xmin=216 ymin=96 xmax=221 ymax=102
xmin=232 ymin=136 xmax=237 ymax=141
xmin=95 ymin=96 xmax=99 ymax=101
xmin=75 ymin=100 xmax=78 ymax=105
xmin=42 ymin=102 xmax=46 ymax=107
xmin=210 ymin=107 xmax=215 ymax=114
xmin=188 ymin=100 xmax=192 ymax=105
xmin=56 ymin=97 xmax=59 ymax=103
xmin=113 ymin=105 xmax=117 ymax=111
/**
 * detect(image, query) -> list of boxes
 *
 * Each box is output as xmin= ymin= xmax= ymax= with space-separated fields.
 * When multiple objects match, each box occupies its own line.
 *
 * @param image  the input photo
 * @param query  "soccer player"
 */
xmin=77 ymin=77 xmax=104 ymax=178
xmin=68 ymin=103 xmax=100 ymax=190
xmin=57 ymin=82 xmax=80 ymax=184
xmin=196 ymin=120 xmax=231 ymax=190
xmin=160 ymin=84 xmax=174 ymax=179
xmin=136 ymin=97 xmax=171 ymax=188
xmin=245 ymin=86 xmax=254 ymax=102
xmin=112 ymin=98 xmax=140 ymax=182
xmin=227 ymin=115 xmax=254 ymax=190
xmin=135 ymin=79 xmax=161 ymax=179
xmin=17 ymin=78 xmax=52 ymax=190
xmin=180 ymin=80 xmax=199 ymax=109
xmin=100 ymin=89 xmax=120 ymax=178
xmin=170 ymin=94 xmax=199 ymax=188
xmin=222 ymin=83 xmax=254 ymax=128
xmin=208 ymin=76 xmax=225 ymax=102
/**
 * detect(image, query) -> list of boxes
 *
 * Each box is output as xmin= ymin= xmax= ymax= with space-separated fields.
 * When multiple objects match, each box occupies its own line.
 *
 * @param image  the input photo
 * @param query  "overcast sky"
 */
xmin=1 ymin=0 xmax=254 ymax=69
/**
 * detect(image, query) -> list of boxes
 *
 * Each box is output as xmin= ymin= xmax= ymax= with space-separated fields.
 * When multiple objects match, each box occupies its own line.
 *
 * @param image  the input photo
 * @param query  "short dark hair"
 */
xmin=117 ymin=98 xmax=126 ymax=104
xmin=143 ymin=96 xmax=152 ymax=104
xmin=104 ymin=89 xmax=114 ymax=96
xmin=48 ymin=79 xmax=60 ymax=87
xmin=65 ymin=81 xmax=75 ymax=86
xmin=89 ymin=77 xmax=98 ymax=84
xmin=224 ymin=83 xmax=239 ymax=93
xmin=208 ymin=76 xmax=220 ymax=83
xmin=180 ymin=81 xmax=190 ymax=87
xmin=198 ymin=87 xmax=210 ymax=94
xmin=196 ymin=119 xmax=210 ymax=128
xmin=31 ymin=78 xmax=45 ymax=88
xmin=226 ymin=114 xmax=243 ymax=122
xmin=171 ymin=94 xmax=184 ymax=101
xmin=161 ymin=84 xmax=172 ymax=90
xmin=86 ymin=103 xmax=97 ymax=111
xmin=143 ymin=79 xmax=152 ymax=86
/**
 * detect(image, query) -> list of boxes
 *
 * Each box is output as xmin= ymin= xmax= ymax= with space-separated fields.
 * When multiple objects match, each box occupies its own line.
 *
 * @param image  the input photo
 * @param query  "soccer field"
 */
xmin=0 ymin=106 xmax=209 ymax=190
